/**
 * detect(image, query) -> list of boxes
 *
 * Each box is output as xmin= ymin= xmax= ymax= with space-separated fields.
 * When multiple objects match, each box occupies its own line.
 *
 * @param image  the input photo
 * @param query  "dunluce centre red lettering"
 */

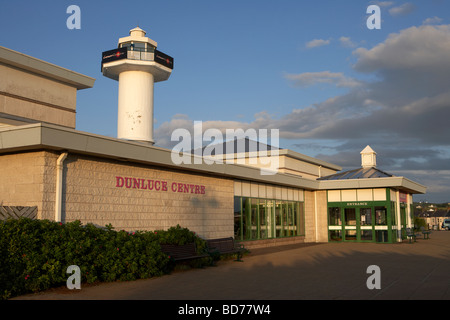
xmin=115 ymin=176 xmax=206 ymax=194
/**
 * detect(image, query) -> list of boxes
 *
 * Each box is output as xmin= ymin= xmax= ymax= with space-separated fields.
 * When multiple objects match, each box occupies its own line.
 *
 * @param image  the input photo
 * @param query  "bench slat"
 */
xmin=206 ymin=237 xmax=245 ymax=261
xmin=160 ymin=243 xmax=207 ymax=261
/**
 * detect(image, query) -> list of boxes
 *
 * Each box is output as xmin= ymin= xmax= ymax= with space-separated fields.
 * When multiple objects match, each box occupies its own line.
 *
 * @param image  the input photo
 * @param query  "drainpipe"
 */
xmin=55 ymin=152 xmax=68 ymax=223
xmin=314 ymin=191 xmax=319 ymax=242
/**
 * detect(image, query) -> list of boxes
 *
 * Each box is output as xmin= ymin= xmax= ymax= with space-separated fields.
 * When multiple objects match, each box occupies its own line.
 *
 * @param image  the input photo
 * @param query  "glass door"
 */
xmin=359 ymin=207 xmax=374 ymax=242
xmin=344 ymin=208 xmax=357 ymax=241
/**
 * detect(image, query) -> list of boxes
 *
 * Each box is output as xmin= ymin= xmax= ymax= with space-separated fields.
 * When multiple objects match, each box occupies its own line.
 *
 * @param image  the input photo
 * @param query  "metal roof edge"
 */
xmin=318 ymin=176 xmax=427 ymax=194
xmin=278 ymin=149 xmax=342 ymax=171
xmin=0 ymin=46 xmax=95 ymax=90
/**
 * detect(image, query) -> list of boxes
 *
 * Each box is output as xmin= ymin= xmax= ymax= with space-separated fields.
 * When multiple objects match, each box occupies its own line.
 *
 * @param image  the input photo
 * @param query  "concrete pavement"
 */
xmin=13 ymin=231 xmax=450 ymax=300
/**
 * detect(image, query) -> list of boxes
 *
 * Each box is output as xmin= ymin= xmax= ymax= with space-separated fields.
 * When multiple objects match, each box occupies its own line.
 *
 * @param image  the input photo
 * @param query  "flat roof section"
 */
xmin=0 ymin=46 xmax=95 ymax=90
xmin=190 ymin=137 xmax=342 ymax=172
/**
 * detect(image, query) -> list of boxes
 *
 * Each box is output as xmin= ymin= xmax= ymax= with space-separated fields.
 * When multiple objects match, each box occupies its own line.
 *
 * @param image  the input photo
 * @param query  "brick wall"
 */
xmin=58 ymin=153 xmax=234 ymax=239
xmin=0 ymin=151 xmax=47 ymax=219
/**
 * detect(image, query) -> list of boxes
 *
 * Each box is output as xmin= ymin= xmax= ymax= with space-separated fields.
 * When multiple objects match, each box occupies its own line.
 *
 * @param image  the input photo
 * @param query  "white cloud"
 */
xmin=285 ymin=71 xmax=361 ymax=88
xmin=353 ymin=25 xmax=450 ymax=75
xmin=305 ymin=39 xmax=330 ymax=48
xmin=423 ymin=16 xmax=443 ymax=25
xmin=388 ymin=3 xmax=415 ymax=16
xmin=339 ymin=36 xmax=357 ymax=48
xmin=373 ymin=1 xmax=394 ymax=7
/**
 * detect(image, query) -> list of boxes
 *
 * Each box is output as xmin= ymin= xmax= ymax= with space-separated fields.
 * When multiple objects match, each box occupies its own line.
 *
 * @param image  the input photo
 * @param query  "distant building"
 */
xmin=416 ymin=209 xmax=450 ymax=230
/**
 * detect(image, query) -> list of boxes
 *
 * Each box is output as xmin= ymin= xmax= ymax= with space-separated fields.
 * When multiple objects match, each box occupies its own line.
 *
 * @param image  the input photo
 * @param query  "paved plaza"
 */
xmin=14 ymin=231 xmax=450 ymax=300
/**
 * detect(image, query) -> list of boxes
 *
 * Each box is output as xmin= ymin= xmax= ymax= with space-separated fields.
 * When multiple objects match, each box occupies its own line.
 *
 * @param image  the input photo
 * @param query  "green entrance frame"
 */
xmin=326 ymin=188 xmax=400 ymax=243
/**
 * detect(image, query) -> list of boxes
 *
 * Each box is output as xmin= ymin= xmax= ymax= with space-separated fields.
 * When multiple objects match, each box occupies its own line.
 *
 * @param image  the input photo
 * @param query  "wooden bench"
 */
xmin=206 ymin=237 xmax=246 ymax=262
xmin=405 ymin=228 xmax=417 ymax=243
xmin=420 ymin=226 xmax=432 ymax=240
xmin=160 ymin=243 xmax=208 ymax=262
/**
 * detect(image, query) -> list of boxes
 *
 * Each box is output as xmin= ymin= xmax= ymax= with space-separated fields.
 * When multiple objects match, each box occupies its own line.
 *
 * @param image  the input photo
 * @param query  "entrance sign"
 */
xmin=346 ymin=202 xmax=368 ymax=206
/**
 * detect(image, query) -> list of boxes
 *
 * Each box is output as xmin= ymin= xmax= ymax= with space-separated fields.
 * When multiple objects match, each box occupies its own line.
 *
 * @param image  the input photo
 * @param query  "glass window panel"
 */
xmin=266 ymin=200 xmax=274 ymax=239
xmin=391 ymin=202 xmax=397 ymax=225
xmin=293 ymin=202 xmax=298 ymax=236
xmin=329 ymin=207 xmax=342 ymax=226
xmin=121 ymin=42 xmax=132 ymax=49
xmin=259 ymin=199 xmax=267 ymax=239
xmin=284 ymin=202 xmax=293 ymax=237
xmin=375 ymin=207 xmax=387 ymax=225
xmin=376 ymin=230 xmax=389 ymax=242
xmin=275 ymin=201 xmax=283 ymax=238
xmin=133 ymin=42 xmax=146 ymax=51
xmin=345 ymin=229 xmax=357 ymax=241
xmin=242 ymin=197 xmax=251 ymax=240
xmin=344 ymin=208 xmax=356 ymax=226
xmin=233 ymin=196 xmax=242 ymax=240
xmin=360 ymin=208 xmax=372 ymax=226
xmin=329 ymin=230 xmax=342 ymax=242
xmin=281 ymin=201 xmax=288 ymax=237
xmin=251 ymin=198 xmax=258 ymax=240
xmin=361 ymin=230 xmax=373 ymax=241
xmin=236 ymin=196 xmax=304 ymax=241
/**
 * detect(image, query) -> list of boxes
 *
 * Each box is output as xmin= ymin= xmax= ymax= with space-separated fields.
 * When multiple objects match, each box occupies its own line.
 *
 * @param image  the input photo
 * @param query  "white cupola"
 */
xmin=360 ymin=145 xmax=377 ymax=168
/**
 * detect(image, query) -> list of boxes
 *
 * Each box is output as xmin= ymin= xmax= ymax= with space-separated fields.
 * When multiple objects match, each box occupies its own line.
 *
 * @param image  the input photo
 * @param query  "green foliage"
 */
xmin=414 ymin=217 xmax=427 ymax=230
xmin=0 ymin=219 xmax=207 ymax=300
xmin=155 ymin=225 xmax=207 ymax=253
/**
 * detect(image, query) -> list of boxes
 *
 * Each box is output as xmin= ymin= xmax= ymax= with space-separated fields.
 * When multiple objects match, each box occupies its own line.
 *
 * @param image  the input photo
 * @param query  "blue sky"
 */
xmin=1 ymin=0 xmax=450 ymax=202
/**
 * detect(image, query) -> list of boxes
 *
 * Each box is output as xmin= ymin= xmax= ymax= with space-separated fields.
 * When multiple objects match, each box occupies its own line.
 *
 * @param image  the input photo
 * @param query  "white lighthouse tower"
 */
xmin=101 ymin=27 xmax=174 ymax=145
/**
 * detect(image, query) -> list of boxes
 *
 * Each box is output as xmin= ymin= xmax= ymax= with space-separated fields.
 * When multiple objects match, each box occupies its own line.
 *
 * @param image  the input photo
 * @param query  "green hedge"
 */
xmin=0 ymin=218 xmax=208 ymax=300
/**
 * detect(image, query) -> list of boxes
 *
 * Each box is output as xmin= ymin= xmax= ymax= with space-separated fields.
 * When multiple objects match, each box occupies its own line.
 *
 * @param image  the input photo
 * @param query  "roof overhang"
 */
xmin=318 ymin=177 xmax=427 ymax=195
xmin=0 ymin=46 xmax=95 ymax=90
xmin=0 ymin=123 xmax=319 ymax=190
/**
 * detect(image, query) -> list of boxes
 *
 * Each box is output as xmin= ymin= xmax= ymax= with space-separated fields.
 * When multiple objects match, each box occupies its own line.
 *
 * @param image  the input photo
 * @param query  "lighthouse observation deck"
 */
xmin=101 ymin=47 xmax=174 ymax=70
xmin=101 ymin=46 xmax=174 ymax=83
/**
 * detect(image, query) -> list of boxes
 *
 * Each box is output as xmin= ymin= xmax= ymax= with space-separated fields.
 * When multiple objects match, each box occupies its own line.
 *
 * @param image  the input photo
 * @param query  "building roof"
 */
xmin=318 ymin=167 xmax=394 ymax=181
xmin=416 ymin=209 xmax=450 ymax=218
xmin=0 ymin=46 xmax=95 ymax=90
xmin=191 ymin=137 xmax=279 ymax=155
xmin=191 ymin=137 xmax=342 ymax=171
xmin=360 ymin=145 xmax=376 ymax=154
